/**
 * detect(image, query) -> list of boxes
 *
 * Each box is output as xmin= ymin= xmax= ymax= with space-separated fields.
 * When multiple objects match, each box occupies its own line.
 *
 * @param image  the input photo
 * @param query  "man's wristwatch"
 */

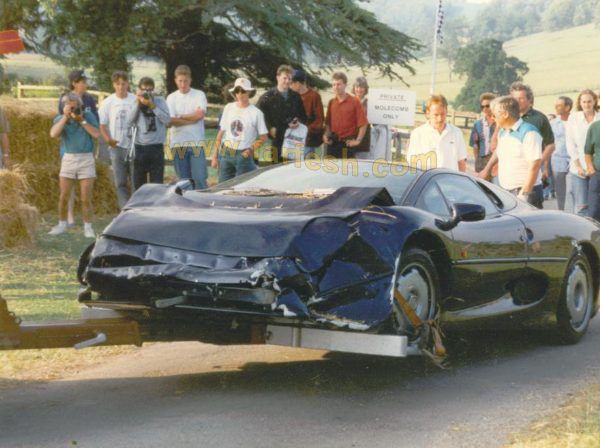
xmin=81 ymin=120 xmax=88 ymax=125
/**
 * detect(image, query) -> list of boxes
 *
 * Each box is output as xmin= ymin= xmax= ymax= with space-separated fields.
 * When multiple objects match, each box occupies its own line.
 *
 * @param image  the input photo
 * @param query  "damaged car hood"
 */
xmin=102 ymin=184 xmax=396 ymax=257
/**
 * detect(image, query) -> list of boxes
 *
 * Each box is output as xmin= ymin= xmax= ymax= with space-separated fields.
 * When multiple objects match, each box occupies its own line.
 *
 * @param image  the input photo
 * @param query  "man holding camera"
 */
xmin=127 ymin=77 xmax=170 ymax=190
xmin=257 ymin=64 xmax=307 ymax=164
xmin=99 ymin=71 xmax=137 ymax=208
xmin=323 ymin=72 xmax=368 ymax=159
xmin=49 ymin=92 xmax=100 ymax=237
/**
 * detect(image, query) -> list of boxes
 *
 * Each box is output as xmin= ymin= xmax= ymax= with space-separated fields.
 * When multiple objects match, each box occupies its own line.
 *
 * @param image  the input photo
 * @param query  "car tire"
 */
xmin=393 ymin=248 xmax=440 ymax=337
xmin=556 ymin=253 xmax=594 ymax=344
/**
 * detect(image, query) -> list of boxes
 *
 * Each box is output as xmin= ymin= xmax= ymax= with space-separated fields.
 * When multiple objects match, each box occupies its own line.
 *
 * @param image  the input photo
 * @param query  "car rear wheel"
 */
xmin=556 ymin=253 xmax=594 ymax=344
xmin=393 ymin=248 xmax=440 ymax=337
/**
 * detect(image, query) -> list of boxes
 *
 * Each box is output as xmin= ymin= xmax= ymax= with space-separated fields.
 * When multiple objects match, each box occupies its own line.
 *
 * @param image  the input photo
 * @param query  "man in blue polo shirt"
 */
xmin=478 ymin=96 xmax=543 ymax=208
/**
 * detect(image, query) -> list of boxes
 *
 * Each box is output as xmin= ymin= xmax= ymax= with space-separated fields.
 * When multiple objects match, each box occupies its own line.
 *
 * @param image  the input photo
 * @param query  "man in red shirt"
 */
xmin=323 ymin=72 xmax=368 ymax=159
xmin=290 ymin=69 xmax=324 ymax=157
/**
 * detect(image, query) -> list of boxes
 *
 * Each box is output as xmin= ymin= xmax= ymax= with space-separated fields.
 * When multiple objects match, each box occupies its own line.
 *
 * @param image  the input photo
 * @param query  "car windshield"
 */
xmin=206 ymin=160 xmax=422 ymax=204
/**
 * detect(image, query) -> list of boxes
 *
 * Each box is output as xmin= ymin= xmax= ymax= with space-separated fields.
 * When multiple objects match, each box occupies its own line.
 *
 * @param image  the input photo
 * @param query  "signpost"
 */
xmin=367 ymin=88 xmax=417 ymax=126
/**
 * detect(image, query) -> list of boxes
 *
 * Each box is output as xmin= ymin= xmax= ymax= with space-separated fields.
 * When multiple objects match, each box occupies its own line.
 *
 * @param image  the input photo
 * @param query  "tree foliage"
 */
xmin=2 ymin=0 xmax=422 ymax=98
xmin=453 ymin=39 xmax=528 ymax=112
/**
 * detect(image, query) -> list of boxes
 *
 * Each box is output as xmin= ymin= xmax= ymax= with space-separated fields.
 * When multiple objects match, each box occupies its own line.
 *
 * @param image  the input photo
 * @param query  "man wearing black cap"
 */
xmin=59 ymin=70 xmax=99 ymax=121
xmin=290 ymin=69 xmax=324 ymax=158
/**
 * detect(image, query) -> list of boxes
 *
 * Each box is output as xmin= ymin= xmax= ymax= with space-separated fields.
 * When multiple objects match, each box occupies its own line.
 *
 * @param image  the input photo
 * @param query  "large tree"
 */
xmin=453 ymin=39 xmax=528 ymax=112
xmin=3 ymin=0 xmax=421 ymax=99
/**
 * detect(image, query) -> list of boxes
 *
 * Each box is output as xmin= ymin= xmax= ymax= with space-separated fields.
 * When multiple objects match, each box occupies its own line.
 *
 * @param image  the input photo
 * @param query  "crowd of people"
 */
xmin=408 ymin=82 xmax=600 ymax=221
xmin=1 ymin=64 xmax=599 ymax=238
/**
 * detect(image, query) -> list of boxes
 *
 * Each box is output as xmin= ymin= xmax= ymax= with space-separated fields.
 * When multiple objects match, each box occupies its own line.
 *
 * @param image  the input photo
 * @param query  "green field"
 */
xmin=3 ymin=23 xmax=600 ymax=113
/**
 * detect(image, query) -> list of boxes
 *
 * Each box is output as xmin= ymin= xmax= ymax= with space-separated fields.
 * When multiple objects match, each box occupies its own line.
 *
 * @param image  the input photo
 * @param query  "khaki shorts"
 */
xmin=60 ymin=152 xmax=96 ymax=180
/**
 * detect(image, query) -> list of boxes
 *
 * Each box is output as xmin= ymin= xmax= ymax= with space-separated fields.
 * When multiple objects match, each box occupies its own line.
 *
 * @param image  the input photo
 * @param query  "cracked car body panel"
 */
xmin=83 ymin=182 xmax=427 ymax=329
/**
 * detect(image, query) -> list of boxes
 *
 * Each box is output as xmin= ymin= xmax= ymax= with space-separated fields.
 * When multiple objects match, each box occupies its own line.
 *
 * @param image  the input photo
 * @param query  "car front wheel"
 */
xmin=392 ymin=248 xmax=440 ymax=338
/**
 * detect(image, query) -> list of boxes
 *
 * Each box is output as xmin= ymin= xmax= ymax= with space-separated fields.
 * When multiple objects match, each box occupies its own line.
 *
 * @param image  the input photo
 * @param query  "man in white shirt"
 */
xmin=166 ymin=65 xmax=208 ymax=189
xmin=211 ymin=78 xmax=268 ymax=182
xmin=406 ymin=94 xmax=467 ymax=171
xmin=99 ymin=71 xmax=137 ymax=208
xmin=550 ymin=96 xmax=572 ymax=210
xmin=479 ymin=96 xmax=544 ymax=208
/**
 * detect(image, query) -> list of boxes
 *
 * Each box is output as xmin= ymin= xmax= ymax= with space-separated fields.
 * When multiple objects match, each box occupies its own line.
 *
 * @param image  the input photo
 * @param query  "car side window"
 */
xmin=416 ymin=181 xmax=451 ymax=217
xmin=434 ymin=174 xmax=499 ymax=217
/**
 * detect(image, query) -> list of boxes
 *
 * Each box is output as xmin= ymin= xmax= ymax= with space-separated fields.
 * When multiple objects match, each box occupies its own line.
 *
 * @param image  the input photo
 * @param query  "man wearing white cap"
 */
xmin=211 ymin=78 xmax=268 ymax=182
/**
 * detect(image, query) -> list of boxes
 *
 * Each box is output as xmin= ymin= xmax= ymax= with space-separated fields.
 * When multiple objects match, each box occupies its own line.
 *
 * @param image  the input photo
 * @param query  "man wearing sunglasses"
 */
xmin=212 ymin=78 xmax=268 ymax=182
xmin=469 ymin=92 xmax=497 ymax=172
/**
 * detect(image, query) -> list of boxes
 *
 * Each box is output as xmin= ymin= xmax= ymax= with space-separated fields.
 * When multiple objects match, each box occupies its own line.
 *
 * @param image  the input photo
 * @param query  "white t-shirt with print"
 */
xmin=166 ymin=88 xmax=208 ymax=149
xmin=219 ymin=103 xmax=268 ymax=151
xmin=98 ymin=93 xmax=137 ymax=148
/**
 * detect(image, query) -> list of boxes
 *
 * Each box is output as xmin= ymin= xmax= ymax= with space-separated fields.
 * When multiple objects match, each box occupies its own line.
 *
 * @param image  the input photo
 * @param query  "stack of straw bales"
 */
xmin=0 ymin=168 xmax=39 ymax=248
xmin=1 ymin=100 xmax=118 ymax=215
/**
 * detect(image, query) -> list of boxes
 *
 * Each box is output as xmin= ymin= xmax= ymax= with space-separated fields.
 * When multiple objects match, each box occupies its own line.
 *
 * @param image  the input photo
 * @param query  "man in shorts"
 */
xmin=49 ymin=92 xmax=100 ymax=237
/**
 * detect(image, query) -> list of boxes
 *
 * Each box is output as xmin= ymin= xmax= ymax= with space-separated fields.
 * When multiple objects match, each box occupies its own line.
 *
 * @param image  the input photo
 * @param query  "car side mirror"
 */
xmin=435 ymin=203 xmax=486 ymax=231
xmin=174 ymin=179 xmax=196 ymax=195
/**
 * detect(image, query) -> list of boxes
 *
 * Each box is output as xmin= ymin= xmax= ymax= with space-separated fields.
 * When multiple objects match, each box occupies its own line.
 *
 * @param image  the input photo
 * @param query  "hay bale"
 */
xmin=0 ymin=168 xmax=39 ymax=249
xmin=0 ymin=204 xmax=39 ymax=249
xmin=0 ymin=168 xmax=28 ymax=208
xmin=13 ymin=160 xmax=119 ymax=216
xmin=3 ymin=108 xmax=60 ymax=165
xmin=92 ymin=162 xmax=119 ymax=216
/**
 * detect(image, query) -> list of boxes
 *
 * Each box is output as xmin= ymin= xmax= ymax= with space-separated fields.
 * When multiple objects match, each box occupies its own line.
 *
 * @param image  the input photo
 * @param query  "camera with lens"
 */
xmin=72 ymin=106 xmax=82 ymax=116
xmin=142 ymin=91 xmax=153 ymax=100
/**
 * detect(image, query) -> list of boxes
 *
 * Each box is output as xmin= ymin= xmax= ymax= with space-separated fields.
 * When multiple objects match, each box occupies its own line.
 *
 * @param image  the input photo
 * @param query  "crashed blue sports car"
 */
xmin=78 ymin=160 xmax=600 ymax=356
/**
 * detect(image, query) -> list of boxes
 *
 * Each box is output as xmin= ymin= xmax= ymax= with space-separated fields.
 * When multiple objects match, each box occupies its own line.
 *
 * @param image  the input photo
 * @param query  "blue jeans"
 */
xmin=588 ymin=171 xmax=600 ymax=222
xmin=173 ymin=146 xmax=208 ymax=190
xmin=565 ymin=173 xmax=589 ymax=216
xmin=218 ymin=150 xmax=257 ymax=183
xmin=109 ymin=146 xmax=132 ymax=209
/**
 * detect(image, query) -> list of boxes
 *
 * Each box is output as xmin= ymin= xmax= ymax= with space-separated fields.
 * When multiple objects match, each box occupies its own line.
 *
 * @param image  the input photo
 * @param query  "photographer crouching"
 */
xmin=127 ymin=77 xmax=171 ymax=190
xmin=49 ymin=92 xmax=100 ymax=238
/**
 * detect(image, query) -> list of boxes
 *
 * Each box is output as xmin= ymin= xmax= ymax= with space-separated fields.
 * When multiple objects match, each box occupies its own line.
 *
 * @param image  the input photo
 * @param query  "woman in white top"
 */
xmin=565 ymin=89 xmax=600 ymax=215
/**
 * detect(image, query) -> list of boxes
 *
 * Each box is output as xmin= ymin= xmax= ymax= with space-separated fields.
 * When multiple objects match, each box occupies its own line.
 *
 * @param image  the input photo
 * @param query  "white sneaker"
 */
xmin=48 ymin=223 xmax=67 ymax=235
xmin=83 ymin=226 xmax=96 ymax=238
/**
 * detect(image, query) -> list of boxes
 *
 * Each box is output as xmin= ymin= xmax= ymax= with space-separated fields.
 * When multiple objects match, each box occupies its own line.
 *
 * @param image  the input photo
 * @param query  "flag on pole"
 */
xmin=0 ymin=30 xmax=25 ymax=54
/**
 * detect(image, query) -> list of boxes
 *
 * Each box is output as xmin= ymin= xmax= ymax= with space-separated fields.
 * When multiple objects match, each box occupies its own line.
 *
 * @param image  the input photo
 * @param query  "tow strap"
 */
xmin=393 ymin=288 xmax=447 ymax=365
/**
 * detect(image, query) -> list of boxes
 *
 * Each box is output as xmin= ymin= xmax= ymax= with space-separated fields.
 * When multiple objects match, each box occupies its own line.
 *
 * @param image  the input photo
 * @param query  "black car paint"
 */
xmin=79 ymin=167 xmax=600 ymax=336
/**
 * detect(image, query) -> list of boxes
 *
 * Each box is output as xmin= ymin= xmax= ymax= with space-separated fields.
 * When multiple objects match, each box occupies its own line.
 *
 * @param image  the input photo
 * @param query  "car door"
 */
xmin=417 ymin=173 xmax=529 ymax=309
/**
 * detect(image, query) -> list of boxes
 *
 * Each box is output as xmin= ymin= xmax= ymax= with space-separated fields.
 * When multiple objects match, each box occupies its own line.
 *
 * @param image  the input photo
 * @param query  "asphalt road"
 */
xmin=1 ymin=320 xmax=600 ymax=448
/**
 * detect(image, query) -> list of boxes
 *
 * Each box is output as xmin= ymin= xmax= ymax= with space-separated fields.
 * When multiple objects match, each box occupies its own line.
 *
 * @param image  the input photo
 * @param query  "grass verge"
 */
xmin=0 ymin=213 xmax=137 ymax=390
xmin=506 ymin=383 xmax=600 ymax=448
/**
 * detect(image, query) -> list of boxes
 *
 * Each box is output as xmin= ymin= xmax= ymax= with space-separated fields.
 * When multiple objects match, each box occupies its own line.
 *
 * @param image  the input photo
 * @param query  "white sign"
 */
xmin=367 ymin=89 xmax=416 ymax=126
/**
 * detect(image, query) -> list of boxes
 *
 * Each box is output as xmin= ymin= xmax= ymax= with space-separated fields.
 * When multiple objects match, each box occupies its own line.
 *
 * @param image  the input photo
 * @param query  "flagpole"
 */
xmin=430 ymin=0 xmax=443 ymax=95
